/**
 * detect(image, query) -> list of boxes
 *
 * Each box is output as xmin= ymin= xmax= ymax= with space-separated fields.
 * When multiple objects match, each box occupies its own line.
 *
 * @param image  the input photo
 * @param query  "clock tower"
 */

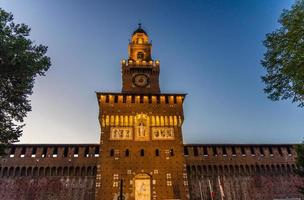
xmin=122 ymin=23 xmax=160 ymax=94
xmin=95 ymin=24 xmax=189 ymax=200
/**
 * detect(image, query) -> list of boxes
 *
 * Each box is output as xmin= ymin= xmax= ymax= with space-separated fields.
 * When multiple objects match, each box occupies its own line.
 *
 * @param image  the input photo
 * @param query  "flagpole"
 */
xmin=198 ymin=178 xmax=203 ymax=200
xmin=208 ymin=178 xmax=214 ymax=200
xmin=218 ymin=175 xmax=225 ymax=200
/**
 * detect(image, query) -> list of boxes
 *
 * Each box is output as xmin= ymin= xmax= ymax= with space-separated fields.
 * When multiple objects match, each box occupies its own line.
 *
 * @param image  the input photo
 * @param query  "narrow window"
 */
xmin=125 ymin=149 xmax=130 ymax=157
xmin=156 ymin=96 xmax=160 ymax=104
xmin=140 ymin=149 xmax=144 ymax=157
xmin=31 ymin=147 xmax=37 ymax=158
xmin=170 ymin=149 xmax=174 ymax=157
xmin=174 ymin=96 xmax=177 ymax=104
xmin=105 ymin=95 xmax=109 ymax=103
xmin=84 ymin=146 xmax=90 ymax=157
xmin=287 ymin=146 xmax=292 ymax=155
xmin=165 ymin=96 xmax=169 ymax=104
xmin=53 ymin=147 xmax=58 ymax=157
xmin=184 ymin=147 xmax=189 ymax=156
xmin=250 ymin=146 xmax=255 ymax=155
xmin=74 ymin=147 xmax=79 ymax=157
xmin=63 ymin=147 xmax=69 ymax=157
xmin=212 ymin=146 xmax=218 ymax=156
xmin=42 ymin=147 xmax=48 ymax=158
xmin=269 ymin=147 xmax=273 ymax=155
xmin=193 ymin=147 xmax=199 ymax=156
xmin=241 ymin=147 xmax=246 ymax=155
xmin=140 ymin=95 xmax=143 ymax=103
xmin=278 ymin=147 xmax=283 ymax=156
xmin=259 ymin=147 xmax=264 ymax=156
xmin=95 ymin=146 xmax=100 ymax=157
xmin=131 ymin=95 xmax=135 ymax=103
xmin=114 ymin=95 xmax=118 ymax=103
xmin=203 ymin=146 xmax=208 ymax=156
xmin=232 ymin=147 xmax=236 ymax=155
xmin=222 ymin=147 xmax=227 ymax=155
xmin=110 ymin=149 xmax=114 ymax=157
xmin=155 ymin=149 xmax=160 ymax=156
xmin=21 ymin=147 xmax=26 ymax=157
xmin=10 ymin=147 xmax=15 ymax=158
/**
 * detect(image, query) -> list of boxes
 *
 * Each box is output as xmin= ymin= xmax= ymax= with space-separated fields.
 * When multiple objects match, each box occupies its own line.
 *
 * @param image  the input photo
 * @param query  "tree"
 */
xmin=261 ymin=0 xmax=304 ymax=107
xmin=0 ymin=8 xmax=51 ymax=155
xmin=295 ymin=142 xmax=304 ymax=194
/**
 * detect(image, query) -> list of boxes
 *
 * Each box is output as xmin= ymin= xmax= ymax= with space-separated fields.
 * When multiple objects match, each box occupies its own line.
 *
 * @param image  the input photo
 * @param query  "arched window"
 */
xmin=110 ymin=149 xmax=114 ymax=157
xmin=140 ymin=149 xmax=144 ymax=156
xmin=170 ymin=149 xmax=174 ymax=156
xmin=155 ymin=149 xmax=160 ymax=156
xmin=125 ymin=149 xmax=130 ymax=157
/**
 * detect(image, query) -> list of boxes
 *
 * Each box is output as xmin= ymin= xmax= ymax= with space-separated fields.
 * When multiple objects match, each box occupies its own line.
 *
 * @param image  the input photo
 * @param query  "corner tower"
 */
xmin=96 ymin=25 xmax=189 ymax=200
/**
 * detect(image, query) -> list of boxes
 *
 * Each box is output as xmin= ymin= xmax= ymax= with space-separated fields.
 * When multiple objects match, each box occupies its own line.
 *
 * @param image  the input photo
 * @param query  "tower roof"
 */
xmin=132 ymin=23 xmax=147 ymax=35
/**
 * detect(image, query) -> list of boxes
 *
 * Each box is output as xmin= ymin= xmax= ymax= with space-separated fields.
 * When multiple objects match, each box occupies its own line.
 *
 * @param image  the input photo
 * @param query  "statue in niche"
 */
xmin=135 ymin=114 xmax=149 ymax=141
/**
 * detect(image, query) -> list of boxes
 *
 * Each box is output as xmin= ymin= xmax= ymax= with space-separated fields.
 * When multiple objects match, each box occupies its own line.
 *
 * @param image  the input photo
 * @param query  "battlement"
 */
xmin=121 ymin=59 xmax=160 ymax=67
xmin=97 ymin=92 xmax=185 ymax=105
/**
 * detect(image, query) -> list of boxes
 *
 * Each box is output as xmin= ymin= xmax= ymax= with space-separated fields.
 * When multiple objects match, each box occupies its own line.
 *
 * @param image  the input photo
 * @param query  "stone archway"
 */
xmin=134 ymin=173 xmax=151 ymax=200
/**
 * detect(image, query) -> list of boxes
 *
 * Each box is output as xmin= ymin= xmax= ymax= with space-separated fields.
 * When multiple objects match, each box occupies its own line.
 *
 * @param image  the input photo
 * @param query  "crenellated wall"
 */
xmin=0 ymin=144 xmax=303 ymax=200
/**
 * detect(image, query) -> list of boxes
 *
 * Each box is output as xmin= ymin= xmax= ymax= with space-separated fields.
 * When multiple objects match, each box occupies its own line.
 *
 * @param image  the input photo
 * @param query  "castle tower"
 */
xmin=95 ymin=24 xmax=189 ymax=200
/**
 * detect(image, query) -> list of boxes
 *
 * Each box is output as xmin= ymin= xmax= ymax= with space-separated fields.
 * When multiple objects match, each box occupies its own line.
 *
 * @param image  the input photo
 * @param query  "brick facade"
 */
xmin=0 ymin=144 xmax=302 ymax=199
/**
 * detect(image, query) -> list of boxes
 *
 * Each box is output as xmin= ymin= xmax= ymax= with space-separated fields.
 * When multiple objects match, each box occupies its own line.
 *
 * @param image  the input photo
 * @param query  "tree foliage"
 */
xmin=295 ymin=142 xmax=304 ymax=194
xmin=0 ymin=8 xmax=51 ymax=155
xmin=261 ymin=0 xmax=304 ymax=107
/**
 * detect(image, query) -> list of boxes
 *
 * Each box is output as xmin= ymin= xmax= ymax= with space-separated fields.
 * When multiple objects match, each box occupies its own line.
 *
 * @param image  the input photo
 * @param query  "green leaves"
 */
xmin=261 ymin=0 xmax=304 ymax=107
xmin=0 ymin=8 xmax=51 ymax=156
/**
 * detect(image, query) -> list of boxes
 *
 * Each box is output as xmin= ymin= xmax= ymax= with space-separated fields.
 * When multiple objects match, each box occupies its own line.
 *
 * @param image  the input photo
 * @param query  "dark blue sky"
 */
xmin=2 ymin=0 xmax=303 ymax=144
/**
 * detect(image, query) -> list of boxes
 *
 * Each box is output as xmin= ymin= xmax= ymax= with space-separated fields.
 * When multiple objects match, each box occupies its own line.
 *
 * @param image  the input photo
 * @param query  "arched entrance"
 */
xmin=134 ymin=173 xmax=151 ymax=200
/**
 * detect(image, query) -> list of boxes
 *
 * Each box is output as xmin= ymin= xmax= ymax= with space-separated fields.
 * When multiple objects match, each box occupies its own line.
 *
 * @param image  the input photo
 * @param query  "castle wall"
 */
xmin=0 ymin=144 xmax=303 ymax=200
xmin=184 ymin=144 xmax=303 ymax=200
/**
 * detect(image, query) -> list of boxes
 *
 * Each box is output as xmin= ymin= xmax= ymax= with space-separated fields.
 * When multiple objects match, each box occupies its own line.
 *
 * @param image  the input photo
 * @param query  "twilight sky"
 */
xmin=1 ymin=0 xmax=303 ymax=144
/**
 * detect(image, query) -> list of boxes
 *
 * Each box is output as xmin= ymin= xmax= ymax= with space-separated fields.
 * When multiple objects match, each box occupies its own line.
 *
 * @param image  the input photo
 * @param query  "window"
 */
xmin=140 ymin=149 xmax=144 ymax=157
xmin=170 ymin=149 xmax=174 ymax=157
xmin=10 ymin=147 xmax=15 ymax=158
xmin=278 ymin=147 xmax=283 ymax=156
xmin=166 ymin=181 xmax=172 ymax=186
xmin=52 ymin=147 xmax=58 ymax=157
xmin=31 ymin=147 xmax=37 ymax=158
xmin=125 ymin=149 xmax=130 ymax=157
xmin=259 ymin=147 xmax=264 ymax=156
xmin=74 ymin=147 xmax=79 ymax=157
xmin=232 ymin=147 xmax=236 ymax=156
xmin=184 ymin=147 xmax=189 ymax=156
xmin=212 ymin=147 xmax=218 ymax=156
xmin=222 ymin=147 xmax=227 ymax=156
xmin=63 ymin=147 xmax=69 ymax=157
xmin=110 ymin=149 xmax=114 ymax=157
xmin=241 ymin=147 xmax=246 ymax=155
xmin=95 ymin=146 xmax=100 ymax=157
xmin=42 ymin=147 xmax=48 ymax=158
xmin=287 ymin=146 xmax=292 ymax=155
xmin=250 ymin=146 xmax=255 ymax=155
xmin=155 ymin=149 xmax=160 ymax=156
xmin=203 ymin=146 xmax=208 ymax=156
xmin=269 ymin=147 xmax=273 ymax=156
xmin=193 ymin=147 xmax=198 ymax=156
xmin=21 ymin=147 xmax=26 ymax=157
xmin=84 ymin=146 xmax=90 ymax=157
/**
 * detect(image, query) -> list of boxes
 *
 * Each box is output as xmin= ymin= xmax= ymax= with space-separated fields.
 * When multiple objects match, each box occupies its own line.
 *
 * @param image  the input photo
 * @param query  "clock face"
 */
xmin=133 ymin=74 xmax=149 ymax=87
